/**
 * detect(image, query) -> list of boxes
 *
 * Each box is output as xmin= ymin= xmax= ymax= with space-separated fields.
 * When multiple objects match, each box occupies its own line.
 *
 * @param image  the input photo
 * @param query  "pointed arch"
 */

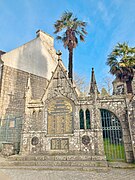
xmin=100 ymin=109 xmax=125 ymax=161
xmin=47 ymin=97 xmax=73 ymax=134
xmin=32 ymin=110 xmax=36 ymax=118
xmin=79 ymin=109 xmax=84 ymax=129
xmin=86 ymin=109 xmax=91 ymax=129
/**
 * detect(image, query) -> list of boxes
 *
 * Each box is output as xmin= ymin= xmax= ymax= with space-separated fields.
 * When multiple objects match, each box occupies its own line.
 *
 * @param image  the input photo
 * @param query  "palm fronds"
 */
xmin=54 ymin=11 xmax=87 ymax=48
xmin=54 ymin=11 xmax=87 ymax=82
xmin=107 ymin=43 xmax=135 ymax=82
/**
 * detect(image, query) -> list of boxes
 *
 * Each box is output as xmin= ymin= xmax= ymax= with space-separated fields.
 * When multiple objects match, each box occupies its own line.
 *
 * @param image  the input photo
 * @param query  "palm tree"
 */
xmin=107 ymin=43 xmax=135 ymax=93
xmin=54 ymin=11 xmax=87 ymax=82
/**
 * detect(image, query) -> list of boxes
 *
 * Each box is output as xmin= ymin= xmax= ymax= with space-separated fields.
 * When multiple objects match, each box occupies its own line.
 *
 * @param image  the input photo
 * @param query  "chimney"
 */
xmin=36 ymin=29 xmax=44 ymax=38
xmin=0 ymin=50 xmax=6 ymax=58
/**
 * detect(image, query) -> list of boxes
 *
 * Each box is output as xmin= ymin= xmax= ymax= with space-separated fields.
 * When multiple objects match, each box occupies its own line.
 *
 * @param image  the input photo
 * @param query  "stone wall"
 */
xmin=128 ymin=96 xmax=135 ymax=161
xmin=132 ymin=70 xmax=135 ymax=95
xmin=0 ymin=65 xmax=48 ymax=118
xmin=20 ymin=61 xmax=105 ymax=161
xmin=98 ymin=96 xmax=134 ymax=162
xmin=1 ymin=57 xmax=134 ymax=163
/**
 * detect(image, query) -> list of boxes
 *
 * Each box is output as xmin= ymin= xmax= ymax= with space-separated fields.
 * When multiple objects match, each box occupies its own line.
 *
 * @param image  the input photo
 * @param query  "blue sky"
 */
xmin=0 ymin=0 xmax=135 ymax=88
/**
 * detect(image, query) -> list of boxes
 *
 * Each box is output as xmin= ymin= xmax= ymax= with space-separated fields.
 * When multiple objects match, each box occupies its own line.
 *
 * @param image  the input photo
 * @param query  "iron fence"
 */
xmin=101 ymin=109 xmax=125 ymax=161
xmin=0 ymin=116 xmax=23 ymax=153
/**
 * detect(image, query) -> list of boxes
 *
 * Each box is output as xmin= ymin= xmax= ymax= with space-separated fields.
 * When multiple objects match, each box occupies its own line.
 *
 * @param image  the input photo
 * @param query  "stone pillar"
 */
xmin=127 ymin=98 xmax=135 ymax=161
xmin=93 ymin=105 xmax=105 ymax=157
xmin=19 ymin=113 xmax=31 ymax=155
xmin=96 ymin=109 xmax=105 ymax=156
xmin=20 ymin=76 xmax=32 ymax=155
xmin=132 ymin=69 xmax=135 ymax=95
xmin=122 ymin=121 xmax=134 ymax=162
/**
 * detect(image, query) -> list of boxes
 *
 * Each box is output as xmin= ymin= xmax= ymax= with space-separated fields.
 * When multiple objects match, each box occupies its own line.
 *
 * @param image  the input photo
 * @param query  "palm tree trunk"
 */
xmin=68 ymin=48 xmax=73 ymax=83
xmin=126 ymin=80 xmax=132 ymax=93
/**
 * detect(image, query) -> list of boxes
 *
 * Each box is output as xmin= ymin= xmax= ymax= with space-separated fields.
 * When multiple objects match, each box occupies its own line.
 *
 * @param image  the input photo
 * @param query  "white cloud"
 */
xmin=97 ymin=1 xmax=114 ymax=26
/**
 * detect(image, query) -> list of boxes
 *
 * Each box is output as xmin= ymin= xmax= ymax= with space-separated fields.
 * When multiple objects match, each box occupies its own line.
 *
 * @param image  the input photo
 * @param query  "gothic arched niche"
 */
xmin=47 ymin=98 xmax=73 ymax=134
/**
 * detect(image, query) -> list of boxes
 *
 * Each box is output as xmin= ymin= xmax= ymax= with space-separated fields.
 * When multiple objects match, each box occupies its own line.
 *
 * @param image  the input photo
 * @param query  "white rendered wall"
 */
xmin=1 ymin=33 xmax=58 ymax=80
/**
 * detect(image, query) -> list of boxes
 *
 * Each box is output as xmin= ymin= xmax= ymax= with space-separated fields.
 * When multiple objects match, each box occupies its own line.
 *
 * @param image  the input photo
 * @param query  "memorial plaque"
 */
xmin=61 ymin=139 xmax=69 ymax=149
xmin=51 ymin=139 xmax=60 ymax=149
xmin=48 ymin=98 xmax=73 ymax=134
xmin=51 ymin=138 xmax=69 ymax=150
xmin=48 ymin=117 xmax=55 ymax=134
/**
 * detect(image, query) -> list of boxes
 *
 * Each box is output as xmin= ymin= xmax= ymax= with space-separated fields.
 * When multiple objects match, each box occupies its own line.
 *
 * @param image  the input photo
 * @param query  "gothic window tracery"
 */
xmin=86 ymin=109 xmax=91 ymax=129
xmin=79 ymin=109 xmax=91 ymax=129
xmin=79 ymin=109 xmax=84 ymax=129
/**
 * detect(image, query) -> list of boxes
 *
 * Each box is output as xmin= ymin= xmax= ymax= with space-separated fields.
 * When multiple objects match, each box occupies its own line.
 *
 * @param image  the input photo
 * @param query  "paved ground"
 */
xmin=0 ymin=168 xmax=135 ymax=180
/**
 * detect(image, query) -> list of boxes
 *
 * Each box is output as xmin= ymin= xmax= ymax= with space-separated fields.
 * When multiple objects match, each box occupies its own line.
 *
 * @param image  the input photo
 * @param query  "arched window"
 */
xmin=32 ymin=110 xmax=37 ymax=131
xmin=32 ymin=110 xmax=36 ymax=118
xmin=86 ymin=109 xmax=91 ymax=129
xmin=38 ymin=109 xmax=42 ymax=120
xmin=79 ymin=109 xmax=84 ymax=129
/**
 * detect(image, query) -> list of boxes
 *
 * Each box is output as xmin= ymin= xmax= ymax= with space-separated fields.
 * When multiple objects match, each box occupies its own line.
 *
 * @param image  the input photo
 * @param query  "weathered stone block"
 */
xmin=1 ymin=142 xmax=15 ymax=156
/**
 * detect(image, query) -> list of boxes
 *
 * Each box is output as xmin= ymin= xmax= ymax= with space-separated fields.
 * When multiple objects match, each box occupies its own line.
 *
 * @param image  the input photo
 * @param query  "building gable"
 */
xmin=1 ymin=30 xmax=57 ymax=80
xmin=42 ymin=59 xmax=78 ymax=105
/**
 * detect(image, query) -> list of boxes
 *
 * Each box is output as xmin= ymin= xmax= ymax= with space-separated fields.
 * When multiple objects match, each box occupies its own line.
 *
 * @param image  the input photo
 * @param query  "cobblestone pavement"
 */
xmin=0 ymin=168 xmax=135 ymax=180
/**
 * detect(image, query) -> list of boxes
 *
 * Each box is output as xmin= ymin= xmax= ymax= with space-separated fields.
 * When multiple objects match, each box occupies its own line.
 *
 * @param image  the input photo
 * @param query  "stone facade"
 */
xmin=0 ymin=30 xmax=57 ymax=118
xmin=0 ymin=65 xmax=48 ymax=118
xmin=0 ymin=30 xmax=135 ymax=163
xmin=20 ymin=60 xmax=104 ymax=158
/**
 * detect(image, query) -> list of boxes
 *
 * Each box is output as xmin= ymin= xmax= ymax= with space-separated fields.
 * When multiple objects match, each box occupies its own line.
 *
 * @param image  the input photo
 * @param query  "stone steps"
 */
xmin=8 ymin=154 xmax=106 ymax=161
xmin=0 ymin=159 xmax=107 ymax=167
xmin=0 ymin=154 xmax=108 ymax=170
xmin=0 ymin=165 xmax=109 ymax=172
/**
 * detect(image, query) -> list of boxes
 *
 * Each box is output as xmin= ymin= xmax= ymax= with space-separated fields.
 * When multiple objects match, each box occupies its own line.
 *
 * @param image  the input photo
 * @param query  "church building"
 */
xmin=0 ymin=30 xmax=135 ymax=164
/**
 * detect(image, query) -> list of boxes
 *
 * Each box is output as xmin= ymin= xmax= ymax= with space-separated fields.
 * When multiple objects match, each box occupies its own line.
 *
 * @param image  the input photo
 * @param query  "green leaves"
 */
xmin=54 ymin=11 xmax=88 ymax=82
xmin=61 ymin=11 xmax=73 ymax=21
xmin=107 ymin=43 xmax=135 ymax=81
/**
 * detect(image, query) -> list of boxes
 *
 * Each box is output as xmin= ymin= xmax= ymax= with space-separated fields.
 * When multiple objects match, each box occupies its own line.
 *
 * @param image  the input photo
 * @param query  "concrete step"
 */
xmin=108 ymin=162 xmax=135 ymax=168
xmin=0 ymin=165 xmax=109 ymax=172
xmin=8 ymin=154 xmax=106 ymax=161
xmin=1 ymin=154 xmax=108 ymax=170
xmin=0 ymin=159 xmax=108 ymax=167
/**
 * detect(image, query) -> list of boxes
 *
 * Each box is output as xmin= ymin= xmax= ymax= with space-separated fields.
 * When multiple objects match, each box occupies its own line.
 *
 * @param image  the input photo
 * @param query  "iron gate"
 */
xmin=100 ymin=109 xmax=125 ymax=161
xmin=0 ymin=116 xmax=23 ymax=153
